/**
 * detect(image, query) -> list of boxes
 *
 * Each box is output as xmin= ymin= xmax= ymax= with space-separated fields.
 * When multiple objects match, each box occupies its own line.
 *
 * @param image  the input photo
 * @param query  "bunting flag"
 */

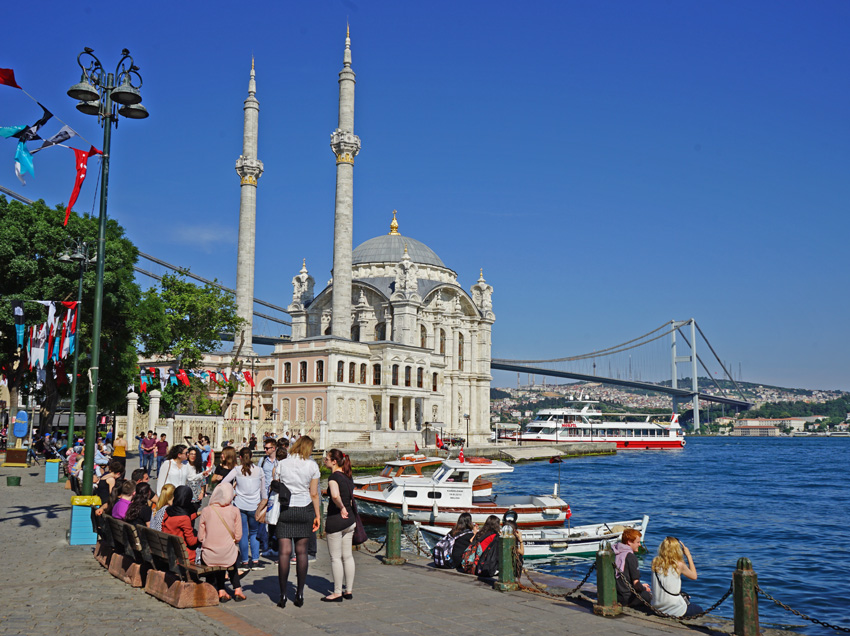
xmin=243 ymin=370 xmax=255 ymax=387
xmin=33 ymin=125 xmax=76 ymax=152
xmin=168 ymin=369 xmax=178 ymax=385
xmin=12 ymin=105 xmax=53 ymax=143
xmin=55 ymin=360 xmax=69 ymax=386
xmin=66 ymin=304 xmax=78 ymax=356
xmin=176 ymin=369 xmax=190 ymax=386
xmin=31 ymin=322 xmax=48 ymax=369
xmin=208 ymin=370 xmax=218 ymax=385
xmin=0 ymin=125 xmax=26 ymax=138
xmin=12 ymin=300 xmax=24 ymax=348
xmin=220 ymin=369 xmax=228 ymax=383
xmin=0 ymin=68 xmax=21 ymax=89
xmin=140 ymin=369 xmax=148 ymax=393
xmin=65 ymin=146 xmax=101 ymax=225
xmin=26 ymin=325 xmax=33 ymax=369
xmin=158 ymin=366 xmax=168 ymax=386
xmin=14 ymin=141 xmax=33 ymax=184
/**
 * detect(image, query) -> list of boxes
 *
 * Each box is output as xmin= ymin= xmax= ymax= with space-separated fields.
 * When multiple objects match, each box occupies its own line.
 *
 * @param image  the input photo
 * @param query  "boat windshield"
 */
xmin=379 ymin=465 xmax=394 ymax=477
xmin=432 ymin=466 xmax=450 ymax=482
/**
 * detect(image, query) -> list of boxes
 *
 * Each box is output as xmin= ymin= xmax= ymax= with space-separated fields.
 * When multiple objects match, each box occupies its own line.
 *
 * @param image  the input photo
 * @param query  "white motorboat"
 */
xmin=354 ymin=454 xmax=493 ymax=497
xmin=417 ymin=515 xmax=650 ymax=559
xmin=353 ymin=457 xmax=571 ymax=528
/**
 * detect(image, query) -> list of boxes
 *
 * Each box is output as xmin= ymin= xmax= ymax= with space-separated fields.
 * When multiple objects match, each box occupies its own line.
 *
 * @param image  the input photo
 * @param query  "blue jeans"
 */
xmin=258 ymin=521 xmax=269 ymax=552
xmin=156 ymin=456 xmax=166 ymax=477
xmin=140 ymin=452 xmax=153 ymax=473
xmin=239 ymin=508 xmax=260 ymax=564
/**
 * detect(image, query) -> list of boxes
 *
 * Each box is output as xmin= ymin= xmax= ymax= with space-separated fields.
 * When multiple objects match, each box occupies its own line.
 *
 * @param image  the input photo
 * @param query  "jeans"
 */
xmin=156 ymin=456 xmax=166 ymax=477
xmin=238 ymin=507 xmax=260 ymax=564
xmin=140 ymin=452 xmax=153 ymax=473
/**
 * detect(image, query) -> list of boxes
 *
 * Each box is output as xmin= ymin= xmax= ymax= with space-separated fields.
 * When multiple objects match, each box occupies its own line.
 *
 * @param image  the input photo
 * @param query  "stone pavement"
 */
xmin=0 ymin=461 xmax=764 ymax=636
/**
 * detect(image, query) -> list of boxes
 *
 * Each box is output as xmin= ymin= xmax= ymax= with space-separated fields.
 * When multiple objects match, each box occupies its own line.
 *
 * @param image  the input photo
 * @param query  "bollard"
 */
xmin=494 ymin=528 xmax=518 ymax=591
xmin=318 ymin=498 xmax=326 ymax=539
xmin=593 ymin=541 xmax=621 ymax=617
xmin=6 ymin=475 xmax=21 ymax=487
xmin=733 ymin=557 xmax=760 ymax=636
xmin=383 ymin=512 xmax=406 ymax=565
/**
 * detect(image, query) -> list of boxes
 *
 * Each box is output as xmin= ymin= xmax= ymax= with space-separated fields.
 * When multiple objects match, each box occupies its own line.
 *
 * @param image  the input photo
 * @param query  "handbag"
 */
xmin=254 ymin=498 xmax=269 ymax=523
xmin=265 ymin=463 xmax=291 ymax=525
xmin=351 ymin=494 xmax=368 ymax=546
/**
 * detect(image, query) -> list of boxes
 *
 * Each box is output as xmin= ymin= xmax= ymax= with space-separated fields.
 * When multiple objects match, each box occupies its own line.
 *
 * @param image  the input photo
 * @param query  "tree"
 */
xmin=136 ymin=272 xmax=242 ymax=416
xmin=0 ymin=196 xmax=141 ymax=434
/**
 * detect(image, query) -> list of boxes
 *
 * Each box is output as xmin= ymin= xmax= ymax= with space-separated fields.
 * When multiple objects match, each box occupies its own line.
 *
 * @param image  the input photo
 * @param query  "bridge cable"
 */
xmin=694 ymin=321 xmax=746 ymax=399
xmin=674 ymin=327 xmax=732 ymax=399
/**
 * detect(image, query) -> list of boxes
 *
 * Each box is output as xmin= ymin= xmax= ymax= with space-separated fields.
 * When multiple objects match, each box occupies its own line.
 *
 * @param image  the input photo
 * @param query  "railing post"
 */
xmin=383 ymin=512 xmax=406 ymax=565
xmin=733 ymin=557 xmax=759 ymax=636
xmin=593 ymin=541 xmax=621 ymax=616
xmin=318 ymin=498 xmax=326 ymax=539
xmin=494 ymin=527 xmax=518 ymax=591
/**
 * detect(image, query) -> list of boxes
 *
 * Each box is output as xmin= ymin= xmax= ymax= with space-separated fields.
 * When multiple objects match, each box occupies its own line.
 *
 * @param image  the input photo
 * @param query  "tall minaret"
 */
xmin=233 ymin=58 xmax=263 ymax=354
xmin=329 ymin=26 xmax=361 ymax=339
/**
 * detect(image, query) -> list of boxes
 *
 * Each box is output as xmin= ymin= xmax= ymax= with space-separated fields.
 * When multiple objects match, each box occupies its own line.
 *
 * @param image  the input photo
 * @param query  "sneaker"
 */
xmin=251 ymin=562 xmax=266 ymax=571
xmin=290 ymin=556 xmax=297 ymax=564
xmin=308 ymin=555 xmax=317 ymax=562
xmin=262 ymin=549 xmax=278 ymax=559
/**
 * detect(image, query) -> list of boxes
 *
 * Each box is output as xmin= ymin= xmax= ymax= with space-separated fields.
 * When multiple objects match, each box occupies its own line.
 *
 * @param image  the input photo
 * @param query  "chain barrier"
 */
xmin=358 ymin=538 xmax=386 ymax=555
xmin=512 ymin=546 xmax=596 ymax=599
xmin=402 ymin=526 xmax=433 ymax=558
xmin=756 ymin=584 xmax=850 ymax=633
xmin=615 ymin=566 xmax=732 ymax=622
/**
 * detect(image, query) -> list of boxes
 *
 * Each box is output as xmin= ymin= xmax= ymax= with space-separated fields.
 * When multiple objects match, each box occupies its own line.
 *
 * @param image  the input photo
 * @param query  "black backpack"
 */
xmin=432 ymin=532 xmax=460 ymax=568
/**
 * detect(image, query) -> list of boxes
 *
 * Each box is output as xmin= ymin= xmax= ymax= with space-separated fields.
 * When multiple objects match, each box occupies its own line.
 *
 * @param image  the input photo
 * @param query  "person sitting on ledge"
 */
xmin=613 ymin=528 xmax=651 ymax=609
xmin=651 ymin=537 xmax=703 ymax=617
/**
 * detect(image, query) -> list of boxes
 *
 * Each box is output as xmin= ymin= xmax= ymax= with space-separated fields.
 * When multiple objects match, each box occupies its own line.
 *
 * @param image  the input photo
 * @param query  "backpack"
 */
xmin=460 ymin=532 xmax=499 ymax=576
xmin=432 ymin=532 xmax=460 ymax=568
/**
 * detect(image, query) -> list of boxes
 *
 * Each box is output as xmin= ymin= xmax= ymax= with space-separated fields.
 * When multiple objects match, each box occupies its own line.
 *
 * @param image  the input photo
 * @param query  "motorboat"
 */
xmin=354 ymin=454 xmax=492 ymax=497
xmin=417 ymin=515 xmax=650 ymax=559
xmin=502 ymin=398 xmax=685 ymax=449
xmin=353 ymin=457 xmax=571 ymax=528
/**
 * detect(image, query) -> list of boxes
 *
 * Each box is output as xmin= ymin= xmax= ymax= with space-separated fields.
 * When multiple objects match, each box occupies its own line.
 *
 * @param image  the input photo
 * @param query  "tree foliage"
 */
xmin=0 ymin=196 xmax=140 ymax=432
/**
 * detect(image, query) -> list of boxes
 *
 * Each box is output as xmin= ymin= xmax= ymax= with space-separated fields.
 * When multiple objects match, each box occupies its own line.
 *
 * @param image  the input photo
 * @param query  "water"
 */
xmin=489 ymin=437 xmax=850 ymax=635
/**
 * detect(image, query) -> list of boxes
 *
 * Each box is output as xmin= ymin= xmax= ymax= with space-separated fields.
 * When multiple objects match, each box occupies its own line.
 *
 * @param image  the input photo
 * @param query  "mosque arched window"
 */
xmin=417 ymin=367 xmax=423 ymax=388
xmin=349 ymin=362 xmax=356 ymax=383
xmin=284 ymin=363 xmax=291 ymax=384
xmin=351 ymin=324 xmax=360 ymax=342
xmin=337 ymin=361 xmax=344 ymax=382
xmin=404 ymin=366 xmax=412 ymax=387
xmin=432 ymin=372 xmax=438 ymax=392
xmin=315 ymin=361 xmax=324 ymax=383
xmin=420 ymin=325 xmax=427 ymax=349
xmin=439 ymin=329 xmax=446 ymax=355
xmin=376 ymin=322 xmax=386 ymax=341
xmin=299 ymin=361 xmax=307 ymax=382
xmin=373 ymin=364 xmax=382 ymax=385
xmin=392 ymin=364 xmax=399 ymax=386
xmin=360 ymin=363 xmax=367 ymax=384
xmin=457 ymin=333 xmax=464 ymax=371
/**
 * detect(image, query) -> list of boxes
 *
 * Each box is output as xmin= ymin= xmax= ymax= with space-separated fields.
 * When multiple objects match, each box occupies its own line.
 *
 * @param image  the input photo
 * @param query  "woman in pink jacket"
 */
xmin=198 ymin=483 xmax=246 ymax=602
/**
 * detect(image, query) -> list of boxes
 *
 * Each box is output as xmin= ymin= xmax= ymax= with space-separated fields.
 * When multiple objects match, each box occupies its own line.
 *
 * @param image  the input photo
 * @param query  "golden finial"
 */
xmin=347 ymin=22 xmax=350 ymax=38
xmin=389 ymin=210 xmax=400 ymax=235
xmin=251 ymin=55 xmax=255 ymax=71
xmin=404 ymin=242 xmax=409 ymax=255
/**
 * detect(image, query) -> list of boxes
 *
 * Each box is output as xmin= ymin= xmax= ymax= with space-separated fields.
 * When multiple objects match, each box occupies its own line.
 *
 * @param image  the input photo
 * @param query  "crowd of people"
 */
xmin=89 ymin=430 xmax=355 ymax=606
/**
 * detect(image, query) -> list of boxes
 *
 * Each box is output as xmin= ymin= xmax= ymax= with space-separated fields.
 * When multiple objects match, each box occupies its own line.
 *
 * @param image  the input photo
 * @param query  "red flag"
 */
xmin=206 ymin=449 xmax=214 ymax=471
xmin=565 ymin=504 xmax=572 ymax=520
xmin=458 ymin=447 xmax=465 ymax=463
xmin=176 ymin=369 xmax=190 ymax=386
xmin=436 ymin=433 xmax=444 ymax=449
xmin=243 ymin=370 xmax=255 ymax=387
xmin=140 ymin=369 xmax=148 ymax=393
xmin=0 ymin=68 xmax=21 ymax=89
xmin=414 ymin=441 xmax=420 ymax=453
xmin=65 ymin=146 xmax=101 ymax=226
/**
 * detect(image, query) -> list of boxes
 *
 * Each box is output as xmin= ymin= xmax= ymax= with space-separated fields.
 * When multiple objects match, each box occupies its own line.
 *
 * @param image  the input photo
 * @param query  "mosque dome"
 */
xmin=352 ymin=211 xmax=446 ymax=268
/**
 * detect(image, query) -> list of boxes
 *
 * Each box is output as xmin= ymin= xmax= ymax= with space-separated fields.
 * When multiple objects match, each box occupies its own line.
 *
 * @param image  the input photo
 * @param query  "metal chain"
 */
xmin=402 ymin=527 xmax=433 ymax=557
xmin=513 ymin=546 xmax=596 ymax=599
xmin=615 ymin=566 xmax=732 ymax=621
xmin=756 ymin=584 xmax=850 ymax=633
xmin=358 ymin=539 xmax=386 ymax=555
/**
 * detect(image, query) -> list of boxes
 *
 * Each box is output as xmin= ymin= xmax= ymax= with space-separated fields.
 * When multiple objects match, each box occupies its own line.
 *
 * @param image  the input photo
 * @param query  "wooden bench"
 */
xmin=136 ymin=526 xmax=222 ymax=608
xmin=93 ymin=513 xmax=115 ymax=567
xmin=103 ymin=515 xmax=148 ymax=587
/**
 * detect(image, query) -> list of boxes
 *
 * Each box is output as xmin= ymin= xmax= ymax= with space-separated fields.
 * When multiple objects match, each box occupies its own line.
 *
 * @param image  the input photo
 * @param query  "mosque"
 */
xmin=217 ymin=31 xmax=495 ymax=449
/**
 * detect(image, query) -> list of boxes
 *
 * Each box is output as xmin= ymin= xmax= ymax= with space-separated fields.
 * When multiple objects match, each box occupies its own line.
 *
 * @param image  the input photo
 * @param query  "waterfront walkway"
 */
xmin=0 ymin=462 xmax=788 ymax=636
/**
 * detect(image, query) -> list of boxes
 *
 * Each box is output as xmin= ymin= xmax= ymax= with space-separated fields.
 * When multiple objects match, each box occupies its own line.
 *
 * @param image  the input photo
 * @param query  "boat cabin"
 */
xmin=385 ymin=458 xmax=510 ymax=507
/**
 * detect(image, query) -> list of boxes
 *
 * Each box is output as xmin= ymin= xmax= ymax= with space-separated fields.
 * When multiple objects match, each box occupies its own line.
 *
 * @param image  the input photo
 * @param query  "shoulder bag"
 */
xmin=350 ymin=479 xmax=368 ymax=546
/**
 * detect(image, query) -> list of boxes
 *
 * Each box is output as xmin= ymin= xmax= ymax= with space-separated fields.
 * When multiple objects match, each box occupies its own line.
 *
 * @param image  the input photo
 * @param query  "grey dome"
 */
xmin=352 ymin=234 xmax=445 ymax=268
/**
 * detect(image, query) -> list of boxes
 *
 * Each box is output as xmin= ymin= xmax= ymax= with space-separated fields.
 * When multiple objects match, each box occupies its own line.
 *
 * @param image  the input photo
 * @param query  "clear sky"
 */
xmin=2 ymin=1 xmax=849 ymax=391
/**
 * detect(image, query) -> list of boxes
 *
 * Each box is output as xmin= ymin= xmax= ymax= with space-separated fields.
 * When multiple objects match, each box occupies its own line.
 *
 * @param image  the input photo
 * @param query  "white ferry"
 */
xmin=502 ymin=400 xmax=685 ymax=450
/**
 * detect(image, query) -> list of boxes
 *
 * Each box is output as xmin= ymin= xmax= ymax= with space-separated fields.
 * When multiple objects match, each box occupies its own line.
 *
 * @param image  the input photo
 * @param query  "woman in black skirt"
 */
xmin=273 ymin=435 xmax=320 ymax=608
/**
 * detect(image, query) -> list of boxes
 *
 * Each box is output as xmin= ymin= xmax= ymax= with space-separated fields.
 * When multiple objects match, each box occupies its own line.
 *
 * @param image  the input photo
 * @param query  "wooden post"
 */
xmin=734 ymin=557 xmax=760 ymax=636
xmin=383 ymin=512 xmax=405 ymax=565
xmin=593 ymin=541 xmax=621 ymax=616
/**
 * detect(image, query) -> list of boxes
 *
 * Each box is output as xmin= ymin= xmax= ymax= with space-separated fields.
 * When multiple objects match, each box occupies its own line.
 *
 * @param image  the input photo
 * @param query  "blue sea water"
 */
xmin=491 ymin=437 xmax=850 ymax=635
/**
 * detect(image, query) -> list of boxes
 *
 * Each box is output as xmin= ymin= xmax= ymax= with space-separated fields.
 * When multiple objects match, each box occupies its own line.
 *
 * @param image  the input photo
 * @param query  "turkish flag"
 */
xmin=458 ymin=447 xmax=465 ymax=463
xmin=436 ymin=433 xmax=444 ymax=449
xmin=65 ymin=145 xmax=101 ymax=225
xmin=0 ymin=68 xmax=21 ymax=89
xmin=414 ymin=441 xmax=420 ymax=453
xmin=243 ymin=370 xmax=255 ymax=387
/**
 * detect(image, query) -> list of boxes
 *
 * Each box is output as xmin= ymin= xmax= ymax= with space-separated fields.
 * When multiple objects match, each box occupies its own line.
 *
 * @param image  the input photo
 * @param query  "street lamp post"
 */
xmin=57 ymin=239 xmax=97 ymax=447
xmin=464 ymin=413 xmax=470 ymax=447
xmin=248 ymin=356 xmax=256 ymax=424
xmin=67 ymin=47 xmax=148 ymax=496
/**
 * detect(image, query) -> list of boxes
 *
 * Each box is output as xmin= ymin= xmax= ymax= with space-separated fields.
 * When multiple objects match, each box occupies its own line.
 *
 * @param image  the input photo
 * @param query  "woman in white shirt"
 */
xmin=273 ymin=435 xmax=320 ymax=608
xmin=650 ymin=536 xmax=702 ymax=617
xmin=156 ymin=444 xmax=190 ymax=497
xmin=223 ymin=447 xmax=267 ymax=574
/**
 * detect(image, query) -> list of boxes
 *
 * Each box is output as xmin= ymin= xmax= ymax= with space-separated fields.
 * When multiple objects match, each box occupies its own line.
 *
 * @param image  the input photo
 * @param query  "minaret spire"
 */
xmin=233 ymin=59 xmax=264 ymax=354
xmin=329 ymin=26 xmax=361 ymax=339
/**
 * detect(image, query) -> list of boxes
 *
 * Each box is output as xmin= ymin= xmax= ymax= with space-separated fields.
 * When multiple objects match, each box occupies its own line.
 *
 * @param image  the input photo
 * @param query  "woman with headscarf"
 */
xmin=199 ymin=483 xmax=246 ymax=602
xmin=160 ymin=485 xmax=200 ymax=562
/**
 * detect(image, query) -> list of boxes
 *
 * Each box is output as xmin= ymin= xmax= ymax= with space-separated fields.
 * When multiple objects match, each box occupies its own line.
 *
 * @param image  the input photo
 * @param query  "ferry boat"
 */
xmin=502 ymin=400 xmax=685 ymax=449
xmin=353 ymin=458 xmax=571 ymax=528
xmin=417 ymin=514 xmax=650 ymax=559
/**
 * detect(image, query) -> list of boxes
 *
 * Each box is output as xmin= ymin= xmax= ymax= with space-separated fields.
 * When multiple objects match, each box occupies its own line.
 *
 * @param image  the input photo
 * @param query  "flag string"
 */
xmin=19 ymin=87 xmax=97 ymax=148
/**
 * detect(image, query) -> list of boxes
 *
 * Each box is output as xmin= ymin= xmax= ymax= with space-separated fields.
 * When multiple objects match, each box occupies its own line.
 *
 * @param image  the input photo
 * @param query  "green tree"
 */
xmin=0 ymin=196 xmax=140 ymax=434
xmin=136 ymin=273 xmax=242 ymax=416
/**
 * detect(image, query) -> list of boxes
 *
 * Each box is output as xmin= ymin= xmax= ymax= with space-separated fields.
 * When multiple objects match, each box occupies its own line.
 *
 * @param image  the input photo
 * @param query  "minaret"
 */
xmin=329 ymin=25 xmax=361 ymax=339
xmin=233 ymin=58 xmax=263 ymax=354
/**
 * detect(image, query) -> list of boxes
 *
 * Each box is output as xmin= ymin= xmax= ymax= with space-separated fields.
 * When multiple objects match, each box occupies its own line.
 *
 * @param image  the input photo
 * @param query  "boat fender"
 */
xmin=402 ymin=500 xmax=409 ymax=517
xmin=468 ymin=457 xmax=492 ymax=464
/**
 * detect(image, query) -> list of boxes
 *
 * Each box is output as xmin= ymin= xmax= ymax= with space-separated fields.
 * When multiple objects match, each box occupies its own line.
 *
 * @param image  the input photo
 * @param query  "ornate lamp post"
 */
xmin=67 ymin=48 xmax=148 ymax=495
xmin=57 ymin=238 xmax=97 ymax=447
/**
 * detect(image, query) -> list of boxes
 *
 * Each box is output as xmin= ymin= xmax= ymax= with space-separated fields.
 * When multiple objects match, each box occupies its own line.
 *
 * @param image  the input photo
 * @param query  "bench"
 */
xmin=136 ymin=526 xmax=223 ymax=608
xmin=103 ymin=515 xmax=148 ymax=587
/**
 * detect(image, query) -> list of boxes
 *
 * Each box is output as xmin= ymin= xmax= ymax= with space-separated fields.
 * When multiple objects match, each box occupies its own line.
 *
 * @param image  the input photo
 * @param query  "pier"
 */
xmin=1 ymin=460 xmax=801 ymax=636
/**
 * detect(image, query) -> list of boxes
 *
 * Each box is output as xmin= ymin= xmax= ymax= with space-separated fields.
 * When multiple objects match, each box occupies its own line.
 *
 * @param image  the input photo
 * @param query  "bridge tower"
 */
xmin=233 ymin=58 xmax=264 ymax=355
xmin=329 ymin=25 xmax=361 ymax=339
xmin=671 ymin=319 xmax=700 ymax=432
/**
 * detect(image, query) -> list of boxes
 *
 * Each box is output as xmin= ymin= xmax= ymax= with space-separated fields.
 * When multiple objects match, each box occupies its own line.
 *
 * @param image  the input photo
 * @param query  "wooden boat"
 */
xmin=417 ymin=515 xmax=650 ymax=559
xmin=354 ymin=454 xmax=492 ymax=497
xmin=353 ymin=457 xmax=570 ymax=528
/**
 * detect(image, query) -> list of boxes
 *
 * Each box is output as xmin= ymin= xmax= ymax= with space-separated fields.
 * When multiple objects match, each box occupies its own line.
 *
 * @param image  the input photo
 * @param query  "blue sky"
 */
xmin=2 ymin=1 xmax=849 ymax=391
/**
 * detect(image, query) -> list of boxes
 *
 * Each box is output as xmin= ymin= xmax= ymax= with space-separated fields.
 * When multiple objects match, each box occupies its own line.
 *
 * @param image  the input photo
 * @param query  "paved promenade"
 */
xmin=0 ymin=461 xmax=790 ymax=636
